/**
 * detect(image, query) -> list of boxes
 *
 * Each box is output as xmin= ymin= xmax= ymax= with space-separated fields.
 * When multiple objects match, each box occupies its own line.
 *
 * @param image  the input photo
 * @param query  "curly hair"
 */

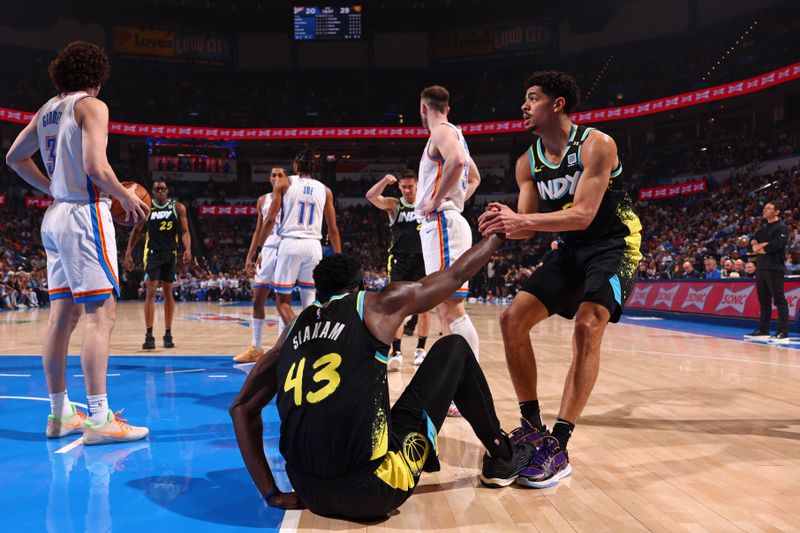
xmin=313 ymin=254 xmax=363 ymax=301
xmin=524 ymin=71 xmax=581 ymax=113
xmin=294 ymin=148 xmax=318 ymax=177
xmin=48 ymin=41 xmax=110 ymax=94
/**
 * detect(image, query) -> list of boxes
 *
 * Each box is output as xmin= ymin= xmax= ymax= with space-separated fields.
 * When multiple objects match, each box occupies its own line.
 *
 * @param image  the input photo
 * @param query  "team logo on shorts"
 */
xmin=402 ymin=432 xmax=430 ymax=476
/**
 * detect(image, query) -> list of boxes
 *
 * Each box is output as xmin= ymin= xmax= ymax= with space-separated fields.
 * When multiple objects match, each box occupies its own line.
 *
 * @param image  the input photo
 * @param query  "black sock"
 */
xmin=519 ymin=400 xmax=543 ymax=429
xmin=487 ymin=434 xmax=513 ymax=461
xmin=417 ymin=336 xmax=427 ymax=350
xmin=165 ymin=328 xmax=171 ymax=336
xmin=146 ymin=327 xmax=153 ymax=337
xmin=392 ymin=338 xmax=401 ymax=353
xmin=552 ymin=418 xmax=575 ymax=450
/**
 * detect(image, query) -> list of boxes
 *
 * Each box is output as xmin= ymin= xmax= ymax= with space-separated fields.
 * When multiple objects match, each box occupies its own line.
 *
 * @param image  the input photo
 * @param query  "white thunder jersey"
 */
xmin=279 ymin=175 xmax=327 ymax=240
xmin=416 ymin=121 xmax=469 ymax=222
xmin=36 ymin=91 xmax=105 ymax=203
xmin=261 ymin=192 xmax=282 ymax=248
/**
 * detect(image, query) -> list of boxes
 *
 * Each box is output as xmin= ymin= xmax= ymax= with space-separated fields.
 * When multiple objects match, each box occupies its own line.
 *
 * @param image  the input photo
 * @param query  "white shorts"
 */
xmin=273 ymin=238 xmax=322 ymax=294
xmin=253 ymin=245 xmax=279 ymax=290
xmin=420 ymin=210 xmax=472 ymax=297
xmin=41 ymin=200 xmax=119 ymax=304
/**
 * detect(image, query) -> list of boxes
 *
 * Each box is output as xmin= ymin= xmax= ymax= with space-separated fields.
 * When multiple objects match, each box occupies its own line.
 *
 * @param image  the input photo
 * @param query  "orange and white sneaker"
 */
xmin=46 ymin=404 xmax=87 ymax=438
xmin=83 ymin=409 xmax=149 ymax=446
xmin=233 ymin=345 xmax=266 ymax=363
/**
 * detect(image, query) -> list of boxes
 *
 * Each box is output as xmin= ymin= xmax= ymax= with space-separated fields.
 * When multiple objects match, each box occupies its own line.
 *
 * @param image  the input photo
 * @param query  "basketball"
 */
xmin=111 ymin=181 xmax=151 ymax=226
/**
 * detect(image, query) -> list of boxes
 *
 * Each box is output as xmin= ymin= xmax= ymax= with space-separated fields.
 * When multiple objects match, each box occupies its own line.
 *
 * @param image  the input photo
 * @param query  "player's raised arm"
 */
xmin=5 ymin=111 xmax=52 ymax=195
xmin=323 ymin=187 xmax=342 ymax=253
xmin=229 ymin=329 xmax=303 ymax=510
xmin=364 ymin=234 xmax=505 ymax=344
xmin=365 ymin=174 xmax=400 ymax=220
xmin=257 ymin=175 xmax=289 ymax=248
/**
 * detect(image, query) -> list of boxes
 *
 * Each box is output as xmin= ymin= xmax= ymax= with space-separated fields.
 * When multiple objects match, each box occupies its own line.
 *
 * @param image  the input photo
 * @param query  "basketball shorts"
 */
xmin=41 ymin=200 xmax=120 ymax=304
xmin=420 ymin=210 xmax=472 ymax=297
xmin=144 ymin=249 xmax=177 ymax=282
xmin=388 ymin=253 xmax=425 ymax=283
xmin=272 ymin=238 xmax=322 ymax=294
xmin=521 ymin=236 xmax=642 ymax=323
xmin=253 ymin=245 xmax=279 ymax=290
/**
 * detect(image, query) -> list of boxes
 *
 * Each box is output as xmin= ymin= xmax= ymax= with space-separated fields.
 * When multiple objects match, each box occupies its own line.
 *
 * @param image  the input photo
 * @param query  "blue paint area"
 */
xmin=619 ymin=315 xmax=800 ymax=350
xmin=0 ymin=356 xmax=289 ymax=532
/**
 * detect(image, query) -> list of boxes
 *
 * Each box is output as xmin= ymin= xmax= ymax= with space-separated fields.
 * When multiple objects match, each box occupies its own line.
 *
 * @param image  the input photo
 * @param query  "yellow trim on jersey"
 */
xmin=374 ymin=451 xmax=415 ymax=492
xmin=619 ymin=209 xmax=644 ymax=263
xmin=370 ymin=409 xmax=389 ymax=460
xmin=143 ymin=233 xmax=150 ymax=268
xmin=387 ymin=254 xmax=393 ymax=279
xmin=536 ymin=124 xmax=578 ymax=169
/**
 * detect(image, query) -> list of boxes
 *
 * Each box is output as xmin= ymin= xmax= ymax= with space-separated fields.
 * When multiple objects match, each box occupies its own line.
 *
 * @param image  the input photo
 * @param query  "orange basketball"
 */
xmin=111 ymin=181 xmax=152 ymax=226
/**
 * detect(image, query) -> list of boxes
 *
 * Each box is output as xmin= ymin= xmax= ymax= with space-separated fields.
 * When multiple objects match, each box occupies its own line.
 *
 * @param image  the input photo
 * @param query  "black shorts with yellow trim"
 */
xmin=521 ymin=235 xmax=642 ymax=323
xmin=388 ymin=253 xmax=426 ymax=283
xmin=289 ymin=408 xmax=439 ymax=521
xmin=144 ymin=249 xmax=177 ymax=282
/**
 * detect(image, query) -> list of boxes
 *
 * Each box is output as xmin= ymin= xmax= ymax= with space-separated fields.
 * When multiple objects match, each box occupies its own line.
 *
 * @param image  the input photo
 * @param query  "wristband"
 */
xmin=262 ymin=487 xmax=279 ymax=503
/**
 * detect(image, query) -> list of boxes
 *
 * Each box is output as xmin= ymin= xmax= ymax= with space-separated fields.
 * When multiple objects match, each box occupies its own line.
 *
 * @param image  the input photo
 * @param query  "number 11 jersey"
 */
xmin=279 ymin=174 xmax=327 ymax=240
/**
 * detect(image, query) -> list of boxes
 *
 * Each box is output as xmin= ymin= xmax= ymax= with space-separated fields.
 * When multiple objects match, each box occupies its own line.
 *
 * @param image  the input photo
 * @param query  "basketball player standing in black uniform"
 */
xmin=365 ymin=169 xmax=430 ymax=370
xmin=230 ymin=234 xmax=537 ymax=519
xmin=479 ymin=71 xmax=643 ymax=488
xmin=125 ymin=180 xmax=191 ymax=349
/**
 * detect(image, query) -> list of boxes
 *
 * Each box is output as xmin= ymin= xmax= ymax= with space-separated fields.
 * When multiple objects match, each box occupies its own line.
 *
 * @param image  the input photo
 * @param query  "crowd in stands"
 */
xmin=0 ymin=4 xmax=797 ymax=129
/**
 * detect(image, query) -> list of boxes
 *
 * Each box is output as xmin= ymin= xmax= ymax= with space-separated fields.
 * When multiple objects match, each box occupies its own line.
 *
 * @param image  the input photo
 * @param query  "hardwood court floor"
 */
xmin=2 ymin=301 xmax=799 ymax=532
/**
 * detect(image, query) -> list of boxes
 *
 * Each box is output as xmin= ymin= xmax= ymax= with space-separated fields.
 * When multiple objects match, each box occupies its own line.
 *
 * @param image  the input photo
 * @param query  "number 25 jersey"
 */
xmin=279 ymin=175 xmax=327 ymax=240
xmin=276 ymin=291 xmax=390 ymax=481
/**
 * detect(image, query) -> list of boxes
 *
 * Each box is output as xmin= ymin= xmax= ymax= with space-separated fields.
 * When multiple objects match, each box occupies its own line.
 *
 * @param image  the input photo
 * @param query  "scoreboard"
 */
xmin=293 ymin=6 xmax=363 ymax=40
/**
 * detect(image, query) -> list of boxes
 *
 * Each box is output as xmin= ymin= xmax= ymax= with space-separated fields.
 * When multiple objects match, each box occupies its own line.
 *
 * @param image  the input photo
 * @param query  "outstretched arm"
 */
xmin=323 ymin=187 xmax=341 ymax=253
xmin=5 ymin=111 xmax=51 ymax=195
xmin=364 ymin=234 xmax=505 ymax=344
xmin=229 ymin=330 xmax=303 ymax=510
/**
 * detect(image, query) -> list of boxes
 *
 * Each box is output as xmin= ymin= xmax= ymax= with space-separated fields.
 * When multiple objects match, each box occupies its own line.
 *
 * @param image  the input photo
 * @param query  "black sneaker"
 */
xmin=142 ymin=335 xmax=156 ymax=350
xmin=745 ymin=329 xmax=770 ymax=338
xmin=770 ymin=331 xmax=789 ymax=340
xmin=163 ymin=333 xmax=175 ymax=348
xmin=480 ymin=441 xmax=534 ymax=488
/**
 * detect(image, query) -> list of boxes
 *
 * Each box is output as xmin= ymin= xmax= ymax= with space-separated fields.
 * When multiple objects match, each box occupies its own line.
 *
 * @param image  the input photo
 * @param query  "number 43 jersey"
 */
xmin=276 ymin=291 xmax=391 ymax=481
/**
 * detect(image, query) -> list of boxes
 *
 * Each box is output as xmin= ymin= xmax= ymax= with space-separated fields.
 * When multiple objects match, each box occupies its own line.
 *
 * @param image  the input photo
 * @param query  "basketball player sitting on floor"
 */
xmin=230 ymin=234 xmax=535 ymax=520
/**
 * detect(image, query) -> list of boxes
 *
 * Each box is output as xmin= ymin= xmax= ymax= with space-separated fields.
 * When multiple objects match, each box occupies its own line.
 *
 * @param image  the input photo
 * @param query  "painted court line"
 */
xmin=55 ymin=437 xmax=84 ymax=454
xmin=0 ymin=373 xmax=31 ymax=377
xmin=165 ymin=368 xmax=206 ymax=374
xmin=208 ymin=374 xmax=228 ymax=378
xmin=279 ymin=510 xmax=301 ymax=533
xmin=0 ymin=396 xmax=88 ymax=408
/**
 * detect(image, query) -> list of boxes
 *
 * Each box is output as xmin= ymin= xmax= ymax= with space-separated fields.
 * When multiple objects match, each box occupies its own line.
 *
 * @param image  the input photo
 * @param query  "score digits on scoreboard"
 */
xmin=293 ymin=5 xmax=363 ymax=41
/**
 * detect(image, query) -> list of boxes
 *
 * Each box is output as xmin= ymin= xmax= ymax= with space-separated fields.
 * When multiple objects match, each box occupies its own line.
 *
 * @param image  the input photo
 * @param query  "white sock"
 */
xmin=278 ymin=317 xmax=286 ymax=338
xmin=252 ymin=318 xmax=265 ymax=349
xmin=49 ymin=390 xmax=73 ymax=419
xmin=450 ymin=315 xmax=479 ymax=360
xmin=300 ymin=290 xmax=315 ymax=309
xmin=87 ymin=393 xmax=109 ymax=425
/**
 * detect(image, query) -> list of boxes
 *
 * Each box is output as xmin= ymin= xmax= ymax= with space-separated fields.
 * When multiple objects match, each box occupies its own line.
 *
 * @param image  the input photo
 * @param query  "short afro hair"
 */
xmin=48 ymin=41 xmax=110 ymax=94
xmin=313 ymin=254 xmax=363 ymax=301
xmin=524 ymin=71 xmax=581 ymax=113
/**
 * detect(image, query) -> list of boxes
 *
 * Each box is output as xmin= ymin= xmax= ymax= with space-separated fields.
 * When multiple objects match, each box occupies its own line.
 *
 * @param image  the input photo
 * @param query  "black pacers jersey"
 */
xmin=389 ymin=199 xmax=422 ymax=256
xmin=145 ymin=199 xmax=179 ymax=252
xmin=529 ymin=124 xmax=641 ymax=246
xmin=276 ymin=291 xmax=391 ymax=481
